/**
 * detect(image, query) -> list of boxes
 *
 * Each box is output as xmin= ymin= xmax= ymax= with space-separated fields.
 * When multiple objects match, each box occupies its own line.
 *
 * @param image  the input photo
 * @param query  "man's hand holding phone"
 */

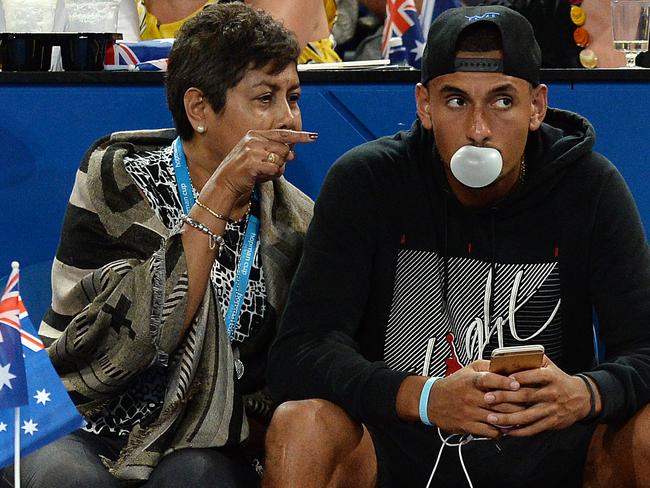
xmin=416 ymin=360 xmax=522 ymax=439
xmin=484 ymin=345 xmax=597 ymax=436
xmin=485 ymin=345 xmax=544 ymax=433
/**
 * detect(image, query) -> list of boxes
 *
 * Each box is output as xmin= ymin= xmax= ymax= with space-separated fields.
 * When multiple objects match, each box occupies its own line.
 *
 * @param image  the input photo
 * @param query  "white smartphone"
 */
xmin=489 ymin=345 xmax=545 ymax=375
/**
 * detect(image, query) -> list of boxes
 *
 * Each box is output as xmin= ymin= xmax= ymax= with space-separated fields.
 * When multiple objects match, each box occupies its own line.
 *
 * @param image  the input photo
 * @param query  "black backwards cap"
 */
xmin=421 ymin=6 xmax=542 ymax=86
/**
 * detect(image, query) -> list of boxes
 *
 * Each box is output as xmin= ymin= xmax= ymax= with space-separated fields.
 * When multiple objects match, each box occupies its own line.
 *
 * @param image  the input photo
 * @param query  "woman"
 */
xmin=136 ymin=0 xmax=341 ymax=63
xmin=8 ymin=4 xmax=315 ymax=487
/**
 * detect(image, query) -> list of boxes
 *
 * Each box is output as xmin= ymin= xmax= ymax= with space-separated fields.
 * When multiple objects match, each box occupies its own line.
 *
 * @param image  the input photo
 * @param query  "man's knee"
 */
xmin=267 ymin=399 xmax=363 ymax=451
xmin=264 ymin=399 xmax=377 ymax=488
xmin=584 ymin=404 xmax=650 ymax=488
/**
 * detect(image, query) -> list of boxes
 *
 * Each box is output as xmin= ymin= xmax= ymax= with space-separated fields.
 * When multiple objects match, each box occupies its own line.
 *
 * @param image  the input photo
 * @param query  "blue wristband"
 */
xmin=419 ymin=376 xmax=441 ymax=426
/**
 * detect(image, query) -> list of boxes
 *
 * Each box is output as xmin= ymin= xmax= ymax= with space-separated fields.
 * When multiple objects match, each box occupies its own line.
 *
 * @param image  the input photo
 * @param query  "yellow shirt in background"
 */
xmin=137 ymin=0 xmax=340 ymax=63
xmin=298 ymin=0 xmax=340 ymax=63
xmin=137 ymin=0 xmax=216 ymax=40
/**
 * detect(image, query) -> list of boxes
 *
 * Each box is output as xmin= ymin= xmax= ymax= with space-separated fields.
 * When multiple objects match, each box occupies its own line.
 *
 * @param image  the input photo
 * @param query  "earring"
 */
xmin=196 ymin=125 xmax=206 ymax=134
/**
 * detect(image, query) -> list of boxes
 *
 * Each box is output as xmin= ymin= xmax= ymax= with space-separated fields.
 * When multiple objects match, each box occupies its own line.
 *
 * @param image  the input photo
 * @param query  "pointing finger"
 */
xmin=257 ymin=129 xmax=318 ymax=145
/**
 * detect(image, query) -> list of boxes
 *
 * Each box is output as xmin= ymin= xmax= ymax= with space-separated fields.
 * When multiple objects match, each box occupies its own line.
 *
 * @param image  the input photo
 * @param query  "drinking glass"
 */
xmin=2 ymin=0 xmax=58 ymax=32
xmin=64 ymin=0 xmax=121 ymax=32
xmin=611 ymin=0 xmax=650 ymax=67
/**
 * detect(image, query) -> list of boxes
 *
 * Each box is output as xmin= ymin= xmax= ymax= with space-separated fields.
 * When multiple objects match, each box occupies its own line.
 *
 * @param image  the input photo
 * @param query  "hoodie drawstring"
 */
xmin=489 ymin=210 xmax=500 ymax=349
xmin=442 ymin=196 xmax=449 ymax=313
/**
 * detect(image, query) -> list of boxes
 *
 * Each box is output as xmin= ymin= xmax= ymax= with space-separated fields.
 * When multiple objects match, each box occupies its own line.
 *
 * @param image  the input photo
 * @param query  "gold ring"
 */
xmin=267 ymin=152 xmax=278 ymax=165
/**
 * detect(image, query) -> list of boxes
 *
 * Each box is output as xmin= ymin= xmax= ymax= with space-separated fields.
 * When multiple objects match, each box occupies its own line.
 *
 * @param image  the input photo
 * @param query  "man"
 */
xmin=263 ymin=6 xmax=650 ymax=488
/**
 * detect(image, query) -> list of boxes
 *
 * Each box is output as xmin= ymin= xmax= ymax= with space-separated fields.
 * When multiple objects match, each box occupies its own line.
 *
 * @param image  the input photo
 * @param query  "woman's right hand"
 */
xmin=200 ymin=129 xmax=318 ymax=214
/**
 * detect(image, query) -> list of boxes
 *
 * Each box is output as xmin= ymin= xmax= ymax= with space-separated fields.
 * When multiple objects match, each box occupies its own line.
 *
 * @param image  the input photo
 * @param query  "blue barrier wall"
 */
xmin=2 ymin=71 xmax=649 ymax=321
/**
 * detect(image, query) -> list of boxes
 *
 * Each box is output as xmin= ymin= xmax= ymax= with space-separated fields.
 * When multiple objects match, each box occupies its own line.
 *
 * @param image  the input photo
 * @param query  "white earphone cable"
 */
xmin=425 ymin=428 xmax=491 ymax=488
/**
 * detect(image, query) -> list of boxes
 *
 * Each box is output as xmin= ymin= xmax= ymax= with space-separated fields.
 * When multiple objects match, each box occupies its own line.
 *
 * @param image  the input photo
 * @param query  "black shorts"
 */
xmin=367 ymin=420 xmax=597 ymax=488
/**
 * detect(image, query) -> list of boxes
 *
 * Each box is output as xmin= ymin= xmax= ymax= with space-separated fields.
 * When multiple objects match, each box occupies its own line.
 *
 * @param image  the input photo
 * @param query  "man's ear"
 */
xmin=529 ymin=83 xmax=548 ymax=131
xmin=415 ymin=83 xmax=432 ymax=130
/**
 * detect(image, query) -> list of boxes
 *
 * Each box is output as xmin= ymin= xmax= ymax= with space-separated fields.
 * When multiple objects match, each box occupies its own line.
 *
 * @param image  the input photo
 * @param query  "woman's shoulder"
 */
xmin=83 ymin=128 xmax=175 ymax=165
xmin=84 ymin=128 xmax=174 ymax=169
xmin=83 ymin=129 xmax=174 ymax=188
xmin=81 ymin=129 xmax=176 ymax=235
xmin=105 ymin=128 xmax=176 ymax=149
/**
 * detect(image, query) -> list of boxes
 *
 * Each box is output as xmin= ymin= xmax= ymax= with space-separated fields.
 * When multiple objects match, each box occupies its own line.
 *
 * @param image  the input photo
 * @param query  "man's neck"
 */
xmin=444 ymin=165 xmax=522 ymax=208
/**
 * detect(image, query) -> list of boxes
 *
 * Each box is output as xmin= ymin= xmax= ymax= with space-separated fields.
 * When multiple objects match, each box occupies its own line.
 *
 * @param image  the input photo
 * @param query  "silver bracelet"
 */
xmin=180 ymin=214 xmax=226 ymax=251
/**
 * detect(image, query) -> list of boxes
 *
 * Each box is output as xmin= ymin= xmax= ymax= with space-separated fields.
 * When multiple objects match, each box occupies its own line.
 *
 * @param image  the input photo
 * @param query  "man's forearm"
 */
xmin=395 ymin=375 xmax=428 ymax=422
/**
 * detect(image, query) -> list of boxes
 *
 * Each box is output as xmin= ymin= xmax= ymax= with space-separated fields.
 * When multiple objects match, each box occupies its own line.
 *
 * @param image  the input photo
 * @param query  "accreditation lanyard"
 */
xmin=173 ymin=137 xmax=196 ymax=214
xmin=172 ymin=137 xmax=260 ymax=339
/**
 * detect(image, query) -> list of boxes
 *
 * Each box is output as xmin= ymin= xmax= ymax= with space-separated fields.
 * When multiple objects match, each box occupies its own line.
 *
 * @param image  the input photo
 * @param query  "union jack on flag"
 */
xmin=104 ymin=39 xmax=173 ymax=71
xmin=0 ymin=262 xmax=85 ymax=470
xmin=0 ymin=263 xmax=29 ymax=409
xmin=381 ymin=0 xmax=426 ymax=68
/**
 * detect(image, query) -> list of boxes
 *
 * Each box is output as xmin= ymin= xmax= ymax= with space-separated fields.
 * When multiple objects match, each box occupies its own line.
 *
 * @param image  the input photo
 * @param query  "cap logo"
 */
xmin=464 ymin=12 xmax=501 ymax=22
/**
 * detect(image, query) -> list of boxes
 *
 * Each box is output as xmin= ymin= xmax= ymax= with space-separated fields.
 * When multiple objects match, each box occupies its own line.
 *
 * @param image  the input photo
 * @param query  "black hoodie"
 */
xmin=268 ymin=108 xmax=650 ymax=425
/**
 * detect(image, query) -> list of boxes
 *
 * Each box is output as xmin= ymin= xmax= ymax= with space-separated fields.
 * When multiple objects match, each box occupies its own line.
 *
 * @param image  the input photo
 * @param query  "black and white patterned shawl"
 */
xmin=40 ymin=129 xmax=313 ymax=482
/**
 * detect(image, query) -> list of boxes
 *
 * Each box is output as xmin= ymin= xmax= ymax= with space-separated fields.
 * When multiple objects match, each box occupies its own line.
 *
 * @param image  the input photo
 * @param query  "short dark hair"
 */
xmin=166 ymin=3 xmax=301 ymax=140
xmin=455 ymin=22 xmax=503 ymax=53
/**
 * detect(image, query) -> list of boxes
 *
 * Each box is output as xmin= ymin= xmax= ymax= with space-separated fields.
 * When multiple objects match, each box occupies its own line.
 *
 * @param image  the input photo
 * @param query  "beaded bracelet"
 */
xmin=419 ymin=376 xmax=442 ymax=426
xmin=195 ymin=198 xmax=231 ymax=223
xmin=574 ymin=373 xmax=597 ymax=422
xmin=180 ymin=214 xmax=226 ymax=251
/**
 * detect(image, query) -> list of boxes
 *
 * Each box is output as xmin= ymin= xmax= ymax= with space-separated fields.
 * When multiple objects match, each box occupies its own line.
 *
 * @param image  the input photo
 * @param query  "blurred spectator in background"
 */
xmin=132 ymin=0 xmax=340 ymax=63
xmin=252 ymin=0 xmax=341 ymax=63
xmin=352 ymin=0 xmax=632 ymax=67
xmin=481 ymin=0 xmax=581 ymax=67
xmin=358 ymin=0 xmax=385 ymax=17
xmin=332 ymin=0 xmax=360 ymax=49
xmin=581 ymin=0 xmax=627 ymax=67
xmin=136 ymin=0 xmax=212 ymax=38
xmin=354 ymin=0 xmax=475 ymax=62
xmin=0 ymin=0 xmax=635 ymax=67
xmin=480 ymin=0 xmax=629 ymax=68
